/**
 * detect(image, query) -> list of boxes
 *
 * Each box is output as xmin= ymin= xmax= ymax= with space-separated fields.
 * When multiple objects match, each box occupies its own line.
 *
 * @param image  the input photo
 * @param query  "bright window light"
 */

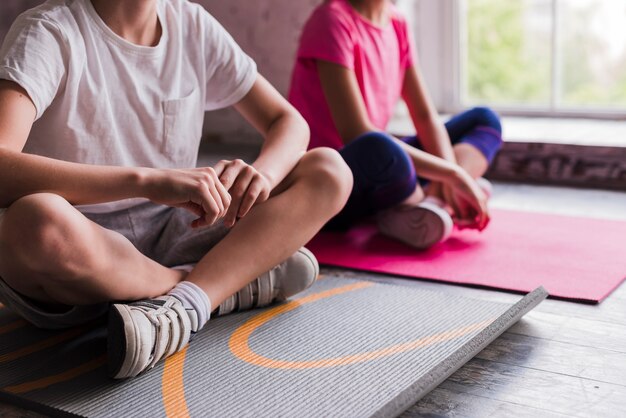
xmin=462 ymin=0 xmax=626 ymax=114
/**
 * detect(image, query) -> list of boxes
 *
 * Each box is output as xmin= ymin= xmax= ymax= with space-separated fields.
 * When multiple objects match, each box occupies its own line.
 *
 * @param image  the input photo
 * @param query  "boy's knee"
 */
xmin=470 ymin=106 xmax=502 ymax=134
xmin=300 ymin=147 xmax=353 ymax=208
xmin=1 ymin=193 xmax=88 ymax=277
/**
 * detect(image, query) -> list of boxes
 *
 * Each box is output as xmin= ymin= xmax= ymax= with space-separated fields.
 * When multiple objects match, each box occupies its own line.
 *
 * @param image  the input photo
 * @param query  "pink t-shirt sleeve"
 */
xmin=297 ymin=7 xmax=356 ymax=70
xmin=393 ymin=14 xmax=415 ymax=69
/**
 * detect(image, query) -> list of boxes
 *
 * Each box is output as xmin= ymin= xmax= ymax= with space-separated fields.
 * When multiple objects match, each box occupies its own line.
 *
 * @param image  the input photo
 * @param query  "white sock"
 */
xmin=168 ymin=281 xmax=212 ymax=330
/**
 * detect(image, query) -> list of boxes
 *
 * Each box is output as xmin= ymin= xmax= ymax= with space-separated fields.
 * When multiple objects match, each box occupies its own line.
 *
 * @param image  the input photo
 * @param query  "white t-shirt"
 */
xmin=0 ymin=0 xmax=257 ymax=213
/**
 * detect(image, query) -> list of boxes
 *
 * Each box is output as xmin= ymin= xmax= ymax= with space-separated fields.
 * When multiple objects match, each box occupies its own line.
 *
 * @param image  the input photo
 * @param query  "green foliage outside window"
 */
xmin=466 ymin=0 xmax=626 ymax=109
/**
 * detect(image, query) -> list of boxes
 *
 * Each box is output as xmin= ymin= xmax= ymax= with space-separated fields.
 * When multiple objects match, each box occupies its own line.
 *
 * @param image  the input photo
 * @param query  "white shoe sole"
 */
xmin=377 ymin=202 xmax=453 ymax=250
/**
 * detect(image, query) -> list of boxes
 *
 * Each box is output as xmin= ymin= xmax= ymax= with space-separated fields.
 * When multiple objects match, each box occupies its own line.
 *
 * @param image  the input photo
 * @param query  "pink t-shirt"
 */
xmin=288 ymin=0 xmax=414 ymax=150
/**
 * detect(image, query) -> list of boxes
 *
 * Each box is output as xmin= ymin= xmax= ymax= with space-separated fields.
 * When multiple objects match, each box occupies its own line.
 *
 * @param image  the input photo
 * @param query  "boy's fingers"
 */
xmin=207 ymin=183 xmax=225 ymax=217
xmin=218 ymin=164 xmax=240 ymax=190
xmin=224 ymin=180 xmax=244 ymax=226
xmin=177 ymin=202 xmax=205 ymax=218
xmin=238 ymin=183 xmax=262 ymax=218
xmin=199 ymin=187 xmax=220 ymax=226
xmin=215 ymin=178 xmax=231 ymax=216
xmin=213 ymin=160 xmax=227 ymax=178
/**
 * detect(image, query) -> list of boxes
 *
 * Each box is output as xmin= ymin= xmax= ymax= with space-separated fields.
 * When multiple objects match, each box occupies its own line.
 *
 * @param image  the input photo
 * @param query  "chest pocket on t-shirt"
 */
xmin=162 ymin=89 xmax=203 ymax=167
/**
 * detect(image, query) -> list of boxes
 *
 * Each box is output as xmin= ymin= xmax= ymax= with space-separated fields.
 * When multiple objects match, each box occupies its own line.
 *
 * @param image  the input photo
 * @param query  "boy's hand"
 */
xmin=444 ymin=169 xmax=490 ymax=231
xmin=143 ymin=168 xmax=231 ymax=228
xmin=214 ymin=159 xmax=272 ymax=227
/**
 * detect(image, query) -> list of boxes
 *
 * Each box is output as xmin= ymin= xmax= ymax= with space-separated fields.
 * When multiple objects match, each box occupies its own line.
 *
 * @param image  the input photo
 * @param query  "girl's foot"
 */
xmin=376 ymin=200 xmax=453 ymax=250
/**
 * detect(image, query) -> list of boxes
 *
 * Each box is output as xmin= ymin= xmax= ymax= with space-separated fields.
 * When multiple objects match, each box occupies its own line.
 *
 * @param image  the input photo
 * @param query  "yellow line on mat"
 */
xmin=3 ymin=355 xmax=106 ymax=394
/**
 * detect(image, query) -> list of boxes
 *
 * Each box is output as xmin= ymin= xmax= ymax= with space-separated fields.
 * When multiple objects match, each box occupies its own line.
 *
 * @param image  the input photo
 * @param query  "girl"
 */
xmin=0 ymin=0 xmax=352 ymax=378
xmin=289 ymin=0 xmax=503 ymax=249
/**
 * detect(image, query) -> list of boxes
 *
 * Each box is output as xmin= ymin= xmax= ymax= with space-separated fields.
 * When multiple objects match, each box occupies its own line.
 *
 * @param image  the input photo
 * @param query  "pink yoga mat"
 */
xmin=307 ymin=209 xmax=626 ymax=303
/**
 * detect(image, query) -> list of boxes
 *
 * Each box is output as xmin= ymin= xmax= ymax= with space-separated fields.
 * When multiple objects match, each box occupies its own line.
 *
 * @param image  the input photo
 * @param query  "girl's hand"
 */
xmin=214 ymin=159 xmax=272 ymax=227
xmin=443 ymin=169 xmax=490 ymax=231
xmin=142 ymin=167 xmax=231 ymax=228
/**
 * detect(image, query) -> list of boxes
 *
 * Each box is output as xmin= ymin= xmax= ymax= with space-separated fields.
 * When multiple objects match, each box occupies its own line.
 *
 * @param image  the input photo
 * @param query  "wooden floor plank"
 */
xmin=403 ymin=387 xmax=570 ymax=418
xmin=437 ymin=358 xmax=626 ymax=417
xmin=508 ymin=311 xmax=626 ymax=353
xmin=477 ymin=332 xmax=626 ymax=387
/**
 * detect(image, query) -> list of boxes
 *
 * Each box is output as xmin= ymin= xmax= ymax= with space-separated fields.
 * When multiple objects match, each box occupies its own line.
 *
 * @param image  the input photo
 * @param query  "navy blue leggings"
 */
xmin=326 ymin=107 xmax=503 ymax=230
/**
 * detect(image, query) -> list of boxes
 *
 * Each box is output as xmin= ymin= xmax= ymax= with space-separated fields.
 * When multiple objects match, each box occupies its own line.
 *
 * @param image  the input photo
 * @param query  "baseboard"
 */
xmin=487 ymin=142 xmax=626 ymax=191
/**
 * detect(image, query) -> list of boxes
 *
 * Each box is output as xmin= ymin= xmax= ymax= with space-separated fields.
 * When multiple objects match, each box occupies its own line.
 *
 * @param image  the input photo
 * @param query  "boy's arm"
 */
xmin=0 ymin=80 xmax=229 ymax=227
xmin=215 ymin=74 xmax=310 ymax=227
xmin=234 ymin=74 xmax=309 ymax=190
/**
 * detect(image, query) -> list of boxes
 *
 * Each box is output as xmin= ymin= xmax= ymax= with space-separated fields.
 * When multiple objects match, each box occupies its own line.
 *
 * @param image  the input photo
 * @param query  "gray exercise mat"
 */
xmin=0 ymin=276 xmax=547 ymax=417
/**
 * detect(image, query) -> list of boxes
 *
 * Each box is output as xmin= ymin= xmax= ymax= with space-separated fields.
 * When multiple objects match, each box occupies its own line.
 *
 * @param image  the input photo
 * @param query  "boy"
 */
xmin=0 ymin=0 xmax=352 ymax=379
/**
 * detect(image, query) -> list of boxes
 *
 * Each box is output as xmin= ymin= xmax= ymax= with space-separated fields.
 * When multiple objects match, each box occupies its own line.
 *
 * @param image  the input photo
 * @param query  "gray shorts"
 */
xmin=0 ymin=202 xmax=229 ymax=329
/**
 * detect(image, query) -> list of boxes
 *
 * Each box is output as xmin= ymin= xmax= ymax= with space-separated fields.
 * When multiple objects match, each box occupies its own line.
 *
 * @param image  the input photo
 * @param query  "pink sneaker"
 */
xmin=377 ymin=199 xmax=453 ymax=250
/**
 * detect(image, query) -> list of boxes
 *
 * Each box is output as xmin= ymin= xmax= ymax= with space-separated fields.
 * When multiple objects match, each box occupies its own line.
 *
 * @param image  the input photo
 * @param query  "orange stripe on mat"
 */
xmin=162 ymin=347 xmax=191 ymax=418
xmin=160 ymin=283 xmax=373 ymax=418
xmin=229 ymin=281 xmax=492 ymax=369
xmin=0 ymin=319 xmax=27 ymax=335
xmin=3 ymin=355 xmax=106 ymax=394
xmin=0 ymin=327 xmax=85 ymax=363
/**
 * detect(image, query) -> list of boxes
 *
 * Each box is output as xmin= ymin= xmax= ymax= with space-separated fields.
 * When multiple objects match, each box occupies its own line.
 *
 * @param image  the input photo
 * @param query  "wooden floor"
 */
xmin=1 ymin=182 xmax=625 ymax=417
xmin=385 ymin=182 xmax=626 ymax=417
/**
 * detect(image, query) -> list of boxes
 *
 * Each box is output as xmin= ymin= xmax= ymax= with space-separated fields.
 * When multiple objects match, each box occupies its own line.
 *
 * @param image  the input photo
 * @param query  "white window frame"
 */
xmin=409 ymin=0 xmax=626 ymax=120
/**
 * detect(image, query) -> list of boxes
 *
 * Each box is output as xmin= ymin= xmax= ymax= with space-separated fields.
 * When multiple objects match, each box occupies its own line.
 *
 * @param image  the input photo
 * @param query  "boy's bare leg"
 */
xmin=0 ymin=194 xmax=185 ymax=307
xmin=0 ymin=148 xmax=351 ymax=309
xmin=185 ymin=148 xmax=352 ymax=307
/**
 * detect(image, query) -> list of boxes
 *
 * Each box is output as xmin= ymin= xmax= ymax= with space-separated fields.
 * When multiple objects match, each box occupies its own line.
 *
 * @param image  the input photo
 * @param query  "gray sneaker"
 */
xmin=107 ymin=296 xmax=198 ymax=379
xmin=215 ymin=247 xmax=319 ymax=315
xmin=107 ymin=247 xmax=319 ymax=379
xmin=377 ymin=200 xmax=453 ymax=250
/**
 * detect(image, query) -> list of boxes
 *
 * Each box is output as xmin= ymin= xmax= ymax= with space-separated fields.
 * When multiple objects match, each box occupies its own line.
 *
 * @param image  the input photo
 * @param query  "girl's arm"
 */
xmin=401 ymin=64 xmax=456 ymax=163
xmin=216 ymin=73 xmax=310 ymax=227
xmin=317 ymin=60 xmax=464 ymax=183
xmin=0 ymin=80 xmax=231 ymax=227
xmin=317 ymin=60 xmax=489 ymax=229
xmin=316 ymin=60 xmax=376 ymax=142
xmin=402 ymin=64 xmax=490 ymax=228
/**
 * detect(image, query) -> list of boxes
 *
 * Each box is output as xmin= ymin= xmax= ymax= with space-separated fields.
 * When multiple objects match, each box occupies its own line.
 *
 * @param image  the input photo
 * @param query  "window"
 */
xmin=406 ymin=0 xmax=626 ymax=118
